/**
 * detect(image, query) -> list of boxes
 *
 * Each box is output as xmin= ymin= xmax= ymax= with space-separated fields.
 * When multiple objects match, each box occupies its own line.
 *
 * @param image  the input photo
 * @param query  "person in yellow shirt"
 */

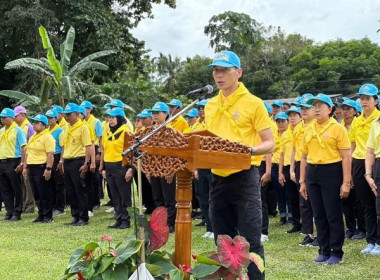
xmin=349 ymin=83 xmax=380 ymax=254
xmin=0 ymin=108 xmax=27 ymax=221
xmin=108 ymin=99 xmax=134 ymax=132
xmin=100 ymin=107 xmax=132 ymax=229
xmin=22 ymin=114 xmax=55 ymax=223
xmin=183 ymin=108 xmax=201 ymax=133
xmin=61 ymin=103 xmax=92 ymax=226
xmin=271 ymin=101 xmax=283 ymax=119
xmin=364 ymin=117 xmax=380 ymax=255
xmin=205 ymin=50 xmax=274 ymax=280
xmin=299 ymin=93 xmax=351 ymax=264
xmin=53 ymin=106 xmax=68 ymax=130
xmin=340 ymin=99 xmax=359 ymax=132
xmin=138 ymin=109 xmax=153 ymax=129
xmin=167 ymin=99 xmax=189 ymax=133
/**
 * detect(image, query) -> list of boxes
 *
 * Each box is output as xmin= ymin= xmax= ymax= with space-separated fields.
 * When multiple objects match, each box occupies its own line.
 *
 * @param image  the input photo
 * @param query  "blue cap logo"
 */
xmin=206 ymin=50 xmax=241 ymax=69
xmin=45 ymin=109 xmax=58 ymax=118
xmin=30 ymin=114 xmax=48 ymax=126
xmin=63 ymin=103 xmax=80 ymax=114
xmin=274 ymin=112 xmax=288 ymax=121
xmin=167 ymin=99 xmax=183 ymax=108
xmin=137 ymin=109 xmax=152 ymax=118
xmin=306 ymin=93 xmax=334 ymax=107
xmin=110 ymin=99 xmax=124 ymax=108
xmin=0 ymin=108 xmax=15 ymax=118
xmin=80 ymin=100 xmax=93 ymax=109
xmin=149 ymin=102 xmax=170 ymax=114
xmin=358 ymin=83 xmax=378 ymax=96
xmin=185 ymin=108 xmax=198 ymax=118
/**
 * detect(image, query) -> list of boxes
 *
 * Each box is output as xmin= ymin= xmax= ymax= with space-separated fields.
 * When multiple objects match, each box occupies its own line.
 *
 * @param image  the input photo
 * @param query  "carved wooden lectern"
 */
xmin=123 ymin=126 xmax=251 ymax=267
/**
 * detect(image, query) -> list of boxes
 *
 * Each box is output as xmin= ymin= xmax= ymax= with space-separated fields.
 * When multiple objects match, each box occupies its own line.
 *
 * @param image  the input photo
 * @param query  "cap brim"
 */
xmin=63 ymin=110 xmax=74 ymax=114
xmin=0 ymin=114 xmax=12 ymax=118
xmin=358 ymin=92 xmax=377 ymax=96
xmin=206 ymin=61 xmax=238 ymax=68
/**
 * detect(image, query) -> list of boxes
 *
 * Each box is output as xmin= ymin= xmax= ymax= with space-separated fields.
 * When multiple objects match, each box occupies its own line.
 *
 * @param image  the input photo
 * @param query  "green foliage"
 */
xmin=154 ymin=53 xmax=185 ymax=94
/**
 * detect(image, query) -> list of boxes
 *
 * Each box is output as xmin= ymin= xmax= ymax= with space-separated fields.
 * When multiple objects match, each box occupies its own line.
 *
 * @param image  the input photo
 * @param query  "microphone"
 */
xmin=186 ymin=85 xmax=213 ymax=96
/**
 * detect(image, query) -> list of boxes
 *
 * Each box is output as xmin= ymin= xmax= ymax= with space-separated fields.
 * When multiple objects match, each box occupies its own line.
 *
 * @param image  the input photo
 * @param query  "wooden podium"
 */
xmin=123 ymin=127 xmax=251 ymax=267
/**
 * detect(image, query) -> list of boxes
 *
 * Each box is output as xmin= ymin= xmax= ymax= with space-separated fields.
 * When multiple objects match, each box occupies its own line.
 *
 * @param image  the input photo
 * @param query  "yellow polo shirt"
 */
xmin=61 ymin=120 xmax=91 ymax=159
xmin=205 ymin=82 xmax=272 ymax=176
xmin=292 ymin=121 xmax=311 ymax=162
xmin=86 ymin=114 xmax=102 ymax=145
xmin=349 ymin=109 xmax=380 ymax=159
xmin=303 ymin=118 xmax=350 ymax=164
xmin=26 ymin=130 xmax=55 ymax=164
xmin=183 ymin=119 xmax=204 ymax=134
xmin=102 ymin=124 xmax=131 ymax=162
xmin=280 ymin=126 xmax=293 ymax=166
xmin=259 ymin=120 xmax=278 ymax=161
xmin=58 ymin=117 xmax=68 ymax=130
xmin=84 ymin=121 xmax=96 ymax=142
xmin=167 ymin=115 xmax=189 ymax=133
xmin=0 ymin=122 xmax=27 ymax=159
xmin=367 ymin=118 xmax=380 ymax=158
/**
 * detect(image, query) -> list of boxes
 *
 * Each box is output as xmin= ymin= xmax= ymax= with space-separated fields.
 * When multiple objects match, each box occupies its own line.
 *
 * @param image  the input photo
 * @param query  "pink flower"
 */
xmin=83 ymin=249 xmax=93 ymax=261
xmin=179 ymin=264 xmax=192 ymax=273
xmin=101 ymin=235 xmax=112 ymax=241
xmin=192 ymin=254 xmax=197 ymax=260
xmin=217 ymin=235 xmax=250 ymax=275
xmin=149 ymin=207 xmax=169 ymax=252
xmin=110 ymin=250 xmax=118 ymax=258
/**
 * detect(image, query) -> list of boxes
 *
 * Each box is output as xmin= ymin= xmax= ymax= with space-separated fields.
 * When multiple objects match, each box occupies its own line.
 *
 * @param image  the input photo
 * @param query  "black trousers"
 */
xmin=259 ymin=161 xmax=269 ymax=236
xmin=0 ymin=158 xmax=22 ymax=218
xmin=284 ymin=165 xmax=300 ymax=227
xmin=28 ymin=164 xmax=54 ymax=220
xmin=150 ymin=176 xmax=177 ymax=227
xmin=51 ymin=154 xmax=65 ymax=212
xmin=210 ymin=166 xmax=264 ymax=280
xmin=196 ymin=169 xmax=213 ymax=232
xmin=374 ymin=160 xmax=380 ymax=244
xmin=353 ymin=158 xmax=379 ymax=244
xmin=341 ymin=185 xmax=366 ymax=233
xmin=295 ymin=161 xmax=314 ymax=234
xmin=64 ymin=158 xmax=89 ymax=222
xmin=84 ymin=169 xmax=94 ymax=212
xmin=306 ymin=162 xmax=344 ymax=258
xmin=105 ymin=162 xmax=131 ymax=223
xmin=133 ymin=169 xmax=155 ymax=213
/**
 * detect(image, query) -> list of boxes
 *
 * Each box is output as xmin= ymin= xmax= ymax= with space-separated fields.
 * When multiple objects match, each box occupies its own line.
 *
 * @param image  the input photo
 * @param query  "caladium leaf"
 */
xmin=217 ymin=235 xmax=250 ymax=275
xmin=149 ymin=207 xmax=169 ymax=252
xmin=250 ymin=252 xmax=265 ymax=273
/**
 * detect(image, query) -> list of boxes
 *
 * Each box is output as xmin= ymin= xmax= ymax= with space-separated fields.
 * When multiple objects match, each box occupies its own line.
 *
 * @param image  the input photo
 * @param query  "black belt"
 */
xmin=0 ymin=158 xmax=19 ymax=164
xmin=64 ymin=157 xmax=85 ymax=163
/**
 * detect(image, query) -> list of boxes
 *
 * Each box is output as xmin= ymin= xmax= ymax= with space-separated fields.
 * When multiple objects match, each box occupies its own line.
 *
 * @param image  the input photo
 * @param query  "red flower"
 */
xmin=110 ymin=250 xmax=118 ymax=258
xmin=149 ymin=207 xmax=169 ymax=252
xmin=101 ymin=235 xmax=112 ymax=241
xmin=83 ymin=249 xmax=93 ymax=261
xmin=179 ymin=264 xmax=192 ymax=273
xmin=77 ymin=272 xmax=85 ymax=280
xmin=217 ymin=235 xmax=250 ymax=275
xmin=192 ymin=254 xmax=197 ymax=260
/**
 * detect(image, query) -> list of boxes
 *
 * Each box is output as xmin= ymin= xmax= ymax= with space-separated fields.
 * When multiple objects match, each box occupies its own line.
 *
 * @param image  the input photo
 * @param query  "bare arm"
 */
xmin=43 ymin=151 xmax=54 ymax=181
xmin=278 ymin=152 xmax=285 ymax=187
xmin=339 ymin=149 xmax=352 ymax=199
xmin=261 ymin=154 xmax=272 ymax=185
xmin=365 ymin=147 xmax=377 ymax=196
xmin=253 ymin=128 xmax=274 ymax=155
xmin=299 ymin=153 xmax=308 ymax=200
xmin=290 ymin=147 xmax=296 ymax=182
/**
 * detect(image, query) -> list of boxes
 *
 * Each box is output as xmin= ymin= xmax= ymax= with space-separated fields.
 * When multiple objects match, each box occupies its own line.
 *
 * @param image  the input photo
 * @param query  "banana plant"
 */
xmin=2 ymin=25 xmax=116 ymax=107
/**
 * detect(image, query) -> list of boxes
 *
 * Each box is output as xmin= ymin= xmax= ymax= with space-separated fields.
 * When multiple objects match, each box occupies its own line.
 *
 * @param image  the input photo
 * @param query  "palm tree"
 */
xmin=154 ymin=53 xmax=184 ymax=94
xmin=0 ymin=25 xmax=116 ymax=108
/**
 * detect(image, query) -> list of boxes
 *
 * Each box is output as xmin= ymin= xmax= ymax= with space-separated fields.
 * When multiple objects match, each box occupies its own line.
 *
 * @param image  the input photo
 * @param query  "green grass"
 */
xmin=0 ymin=204 xmax=378 ymax=280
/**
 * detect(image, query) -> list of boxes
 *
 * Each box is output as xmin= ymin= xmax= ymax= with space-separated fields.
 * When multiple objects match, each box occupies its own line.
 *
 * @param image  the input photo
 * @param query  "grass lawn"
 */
xmin=0 ymin=203 xmax=378 ymax=280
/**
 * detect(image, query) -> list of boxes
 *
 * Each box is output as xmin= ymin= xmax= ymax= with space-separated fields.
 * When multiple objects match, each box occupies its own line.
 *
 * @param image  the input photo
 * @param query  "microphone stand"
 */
xmin=122 ymin=93 xmax=208 ymax=156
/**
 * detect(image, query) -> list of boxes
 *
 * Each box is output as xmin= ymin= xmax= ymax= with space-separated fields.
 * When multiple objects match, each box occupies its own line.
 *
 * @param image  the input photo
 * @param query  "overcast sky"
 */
xmin=131 ymin=0 xmax=380 ymax=59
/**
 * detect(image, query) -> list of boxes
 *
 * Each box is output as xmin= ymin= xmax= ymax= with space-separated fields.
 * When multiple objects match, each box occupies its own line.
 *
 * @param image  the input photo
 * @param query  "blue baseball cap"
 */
xmin=196 ymin=99 xmax=209 ymax=107
xmin=78 ymin=106 xmax=87 ymax=116
xmin=137 ymin=109 xmax=152 ymax=118
xmin=286 ymin=106 xmax=301 ymax=115
xmin=53 ymin=105 xmax=63 ymax=114
xmin=274 ymin=112 xmax=288 ymax=121
xmin=338 ymin=99 xmax=358 ymax=110
xmin=298 ymin=94 xmax=313 ymax=108
xmin=358 ymin=83 xmax=378 ymax=96
xmin=206 ymin=50 xmax=241 ymax=69
xmin=355 ymin=98 xmax=362 ymax=113
xmin=45 ymin=109 xmax=58 ymax=118
xmin=103 ymin=103 xmax=111 ymax=110
xmin=80 ymin=100 xmax=93 ymax=109
xmin=149 ymin=102 xmax=170 ymax=113
xmin=30 ymin=114 xmax=48 ymax=126
xmin=104 ymin=109 xmax=112 ymax=116
xmin=109 ymin=99 xmax=124 ymax=108
xmin=263 ymin=102 xmax=272 ymax=114
xmin=0 ymin=108 xmax=15 ymax=118
xmin=185 ymin=108 xmax=198 ymax=118
xmin=272 ymin=100 xmax=283 ymax=108
xmin=291 ymin=96 xmax=303 ymax=106
xmin=106 ymin=107 xmax=125 ymax=117
xmin=63 ymin=103 xmax=80 ymax=114
xmin=167 ymin=99 xmax=183 ymax=108
xmin=306 ymin=93 xmax=334 ymax=107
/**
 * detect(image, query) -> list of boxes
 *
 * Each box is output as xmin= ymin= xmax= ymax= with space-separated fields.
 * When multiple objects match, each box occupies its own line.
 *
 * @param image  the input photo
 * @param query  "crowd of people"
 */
xmin=1 ymin=50 xmax=380 ymax=279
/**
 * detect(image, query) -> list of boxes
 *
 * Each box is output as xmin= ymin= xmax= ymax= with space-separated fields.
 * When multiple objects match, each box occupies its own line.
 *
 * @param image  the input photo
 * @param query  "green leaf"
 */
xmin=75 ymin=50 xmax=117 ymax=64
xmin=249 ymin=252 xmax=265 ymax=273
xmin=70 ymin=261 xmax=89 ymax=273
xmin=61 ymin=76 xmax=73 ymax=99
xmin=101 ymin=264 xmax=129 ymax=280
xmin=145 ymin=263 xmax=162 ymax=276
xmin=196 ymin=255 xmax=221 ymax=266
xmin=0 ymin=90 xmax=39 ymax=104
xmin=169 ymin=268 xmax=184 ymax=280
xmin=97 ymin=256 xmax=114 ymax=274
xmin=190 ymin=264 xmax=220 ymax=278
xmin=113 ymin=240 xmax=143 ymax=265
xmin=82 ymin=261 xmax=97 ymax=279
xmin=66 ymin=248 xmax=85 ymax=269
xmin=4 ymin=58 xmax=54 ymax=77
xmin=60 ymin=26 xmax=75 ymax=75
xmin=68 ymin=61 xmax=109 ymax=77
xmin=84 ymin=242 xmax=100 ymax=252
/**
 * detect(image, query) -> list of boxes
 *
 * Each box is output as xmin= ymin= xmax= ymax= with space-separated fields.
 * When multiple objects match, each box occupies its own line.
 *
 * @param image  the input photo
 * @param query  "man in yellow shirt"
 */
xmin=61 ymin=103 xmax=92 ymax=226
xmin=167 ymin=99 xmax=189 ymax=133
xmin=53 ymin=105 xmax=68 ymax=129
xmin=0 ymin=108 xmax=27 ymax=221
xmin=205 ymin=50 xmax=274 ymax=280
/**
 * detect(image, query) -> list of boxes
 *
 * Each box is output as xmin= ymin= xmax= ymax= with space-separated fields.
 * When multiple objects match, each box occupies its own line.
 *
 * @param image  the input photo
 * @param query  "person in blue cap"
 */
xmin=183 ymin=108 xmax=201 ymax=133
xmin=349 ymin=83 xmax=380 ymax=255
xmin=0 ymin=108 xmax=27 ymax=221
xmin=205 ymin=50 xmax=274 ymax=280
xmin=166 ymin=99 xmax=189 ymax=133
xmin=108 ymin=99 xmax=134 ymax=132
xmin=299 ymin=93 xmax=351 ymax=264
xmin=45 ymin=109 xmax=66 ymax=216
xmin=60 ymin=103 xmax=92 ymax=226
xmin=340 ymin=99 xmax=359 ymax=132
xmin=271 ymin=100 xmax=283 ymax=118
xmin=23 ymin=114 xmax=55 ymax=223
xmin=148 ymin=101 xmax=177 ymax=233
xmin=52 ymin=105 xmax=68 ymax=129
xmin=137 ymin=109 xmax=153 ymax=130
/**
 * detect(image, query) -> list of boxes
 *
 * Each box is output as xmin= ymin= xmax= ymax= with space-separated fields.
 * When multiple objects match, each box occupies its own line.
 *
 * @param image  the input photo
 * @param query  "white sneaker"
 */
xmin=261 ymin=234 xmax=269 ymax=243
xmin=88 ymin=211 xmax=94 ymax=217
xmin=208 ymin=232 xmax=215 ymax=239
xmin=105 ymin=207 xmax=115 ymax=213
xmin=202 ymin=232 xmax=212 ymax=238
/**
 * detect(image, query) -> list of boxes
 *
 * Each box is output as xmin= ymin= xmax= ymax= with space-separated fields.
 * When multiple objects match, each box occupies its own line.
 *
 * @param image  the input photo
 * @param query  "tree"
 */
xmin=154 ymin=53 xmax=184 ymax=94
xmin=204 ymin=11 xmax=264 ymax=56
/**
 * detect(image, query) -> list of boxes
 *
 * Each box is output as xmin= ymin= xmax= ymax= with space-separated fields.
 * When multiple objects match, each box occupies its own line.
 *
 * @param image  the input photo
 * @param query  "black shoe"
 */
xmin=352 ymin=230 xmax=366 ymax=240
xmin=193 ymin=213 xmax=203 ymax=220
xmin=9 ymin=216 xmax=20 ymax=221
xmin=64 ymin=219 xmax=79 ymax=226
xmin=169 ymin=225 xmax=175 ymax=233
xmin=299 ymin=235 xmax=314 ymax=246
xmin=286 ymin=226 xmax=301 ymax=234
xmin=33 ymin=217 xmax=44 ymax=223
xmin=195 ymin=221 xmax=206 ymax=227
xmin=42 ymin=218 xmax=53 ymax=223
xmin=3 ymin=215 xmax=12 ymax=221
xmin=108 ymin=221 xmax=122 ymax=229
xmin=73 ymin=219 xmax=88 ymax=226
xmin=277 ymin=217 xmax=287 ymax=226
xmin=117 ymin=221 xmax=131 ymax=229
xmin=269 ymin=211 xmax=278 ymax=218
xmin=345 ymin=229 xmax=354 ymax=239
xmin=307 ymin=238 xmax=319 ymax=248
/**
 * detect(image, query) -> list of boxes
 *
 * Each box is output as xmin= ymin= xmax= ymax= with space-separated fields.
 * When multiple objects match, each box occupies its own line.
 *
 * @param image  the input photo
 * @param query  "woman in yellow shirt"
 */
xmin=349 ymin=83 xmax=380 ymax=254
xmin=299 ymin=94 xmax=351 ymax=264
xmin=23 ymin=115 xmax=55 ymax=223
xmin=364 ymin=118 xmax=380 ymax=255
xmin=101 ymin=107 xmax=132 ymax=229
